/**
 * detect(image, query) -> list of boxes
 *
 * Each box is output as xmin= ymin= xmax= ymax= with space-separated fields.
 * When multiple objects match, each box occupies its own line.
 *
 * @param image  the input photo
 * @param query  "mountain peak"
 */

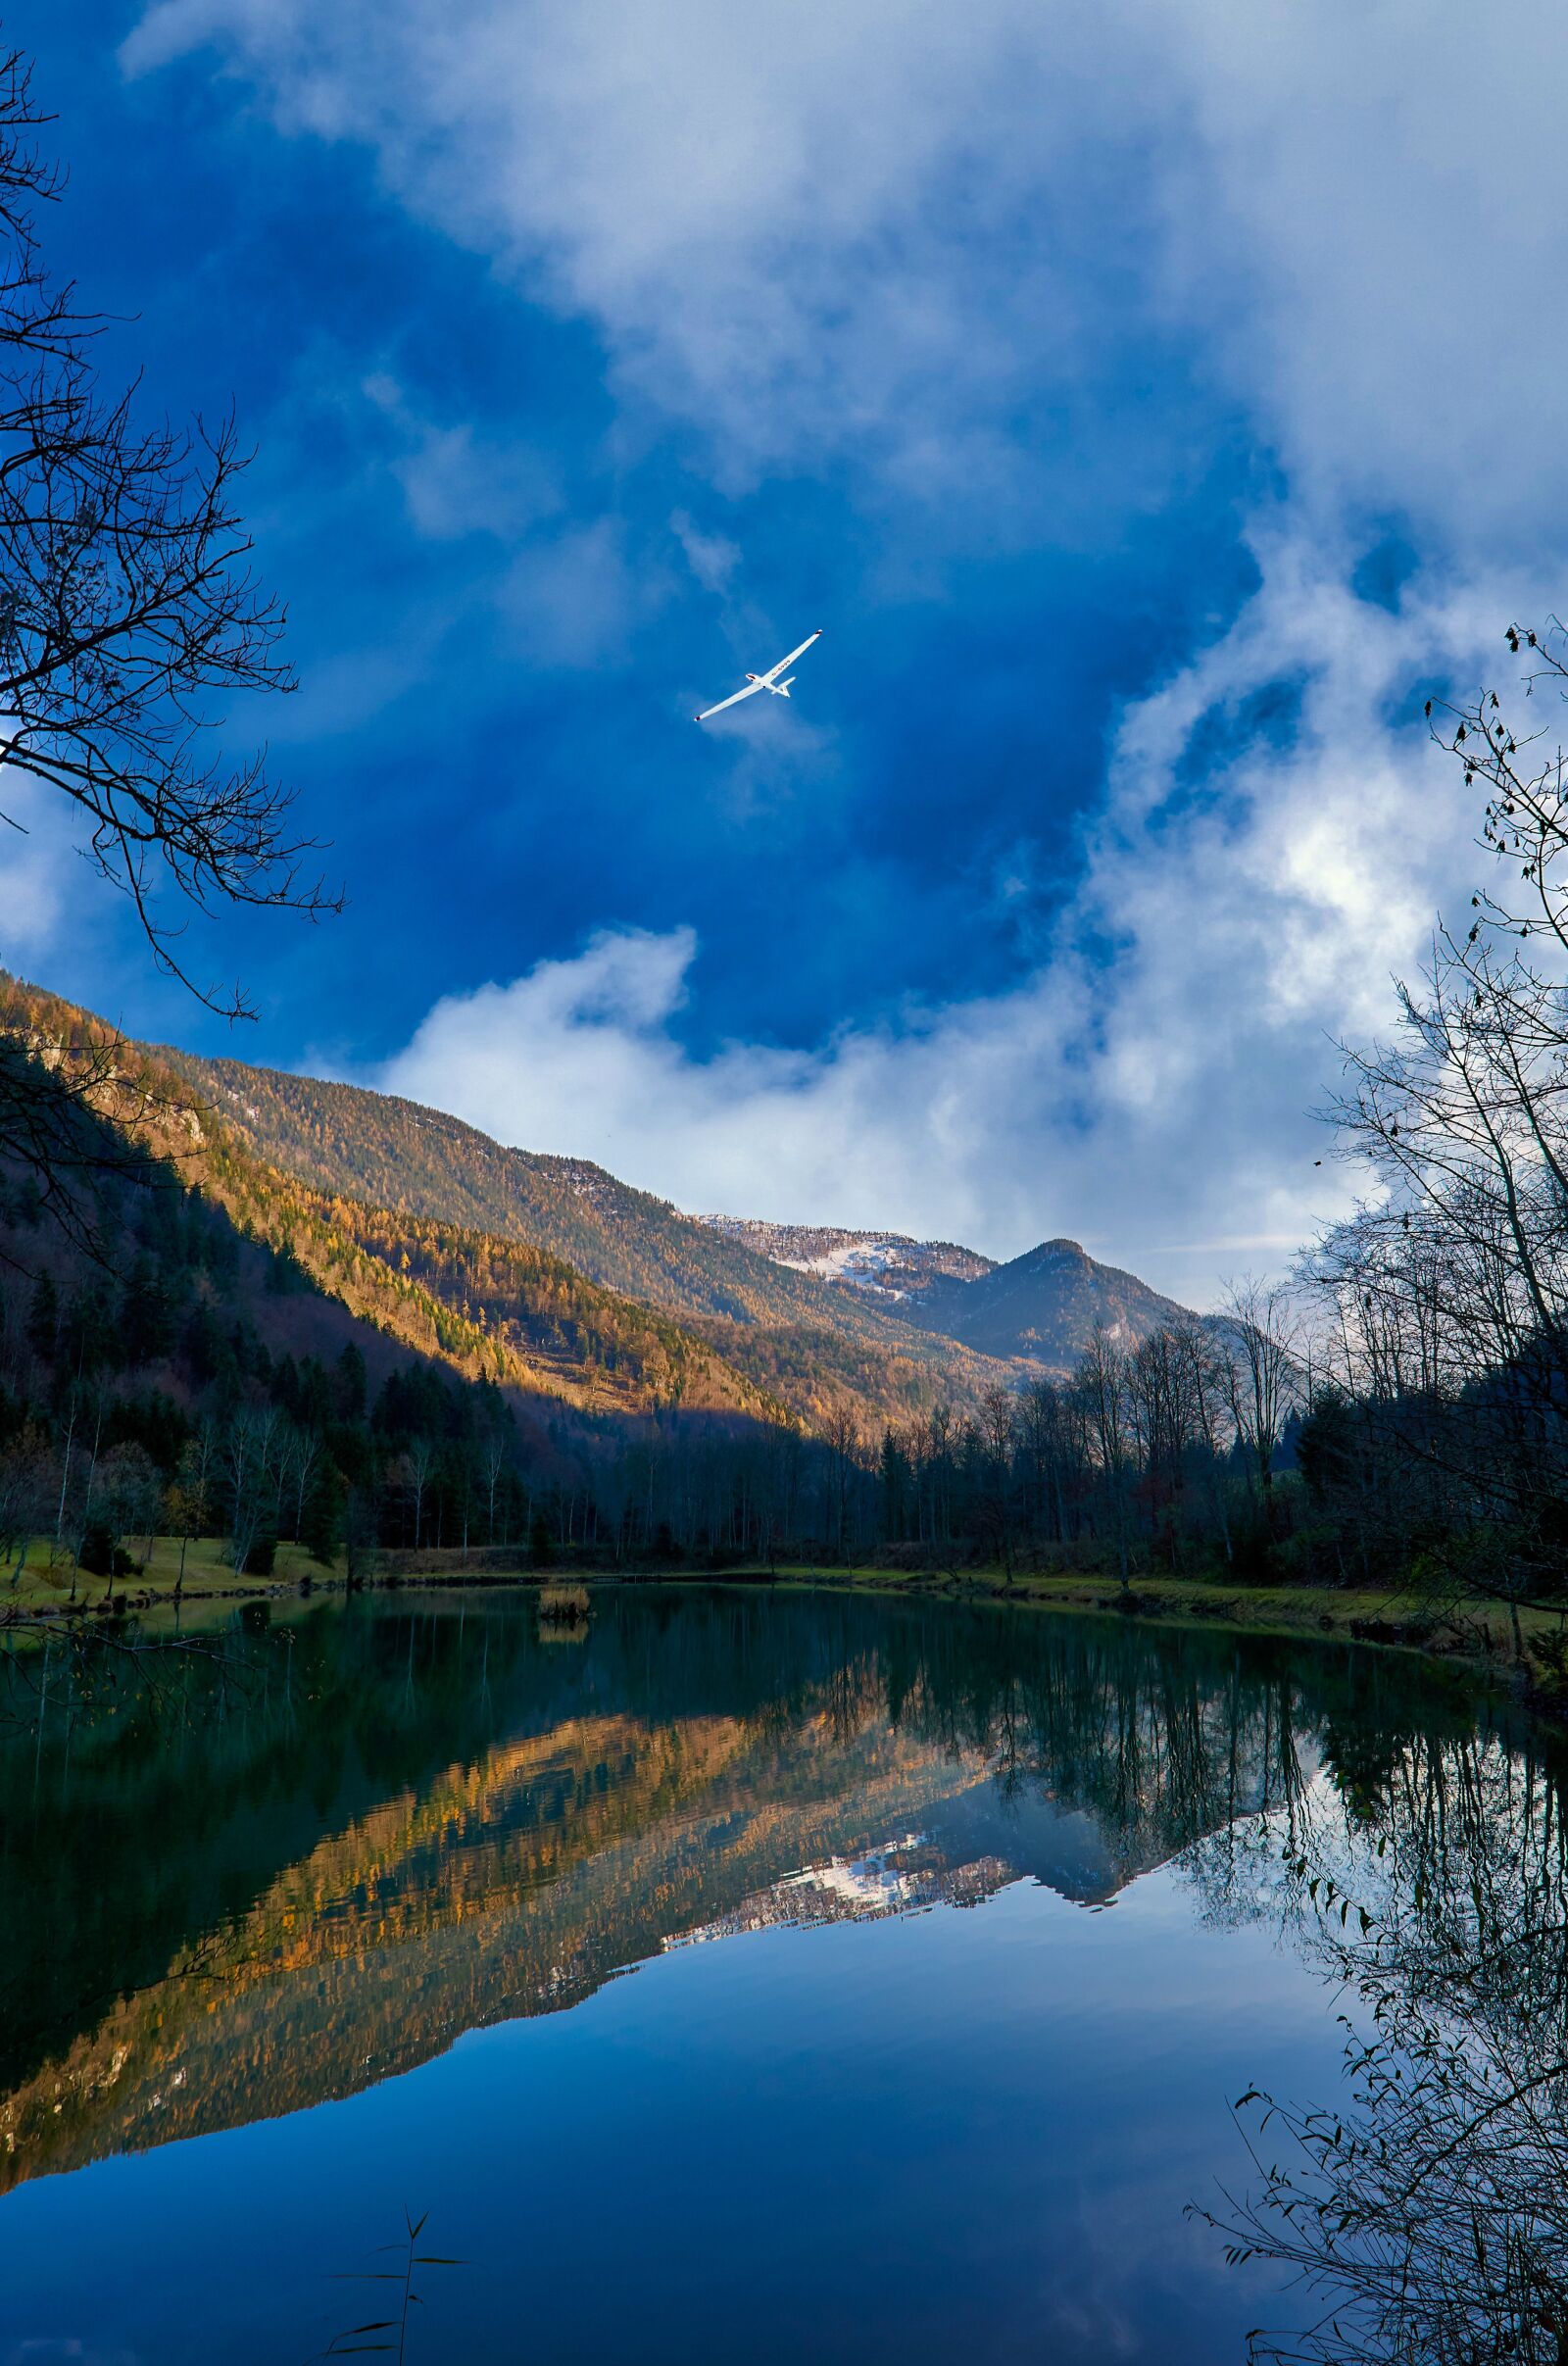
xmin=921 ymin=1234 xmax=1189 ymax=1369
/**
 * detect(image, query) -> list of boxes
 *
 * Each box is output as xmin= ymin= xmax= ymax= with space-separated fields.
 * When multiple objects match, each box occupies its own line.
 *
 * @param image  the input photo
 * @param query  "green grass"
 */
xmin=767 ymin=1559 xmax=1564 ymax=1667
xmin=3 ymin=1533 xmax=332 ymax=1617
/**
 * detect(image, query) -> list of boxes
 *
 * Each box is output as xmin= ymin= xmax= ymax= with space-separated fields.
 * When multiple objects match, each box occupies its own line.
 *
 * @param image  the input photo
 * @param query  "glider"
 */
xmin=694 ymin=629 xmax=823 ymax=722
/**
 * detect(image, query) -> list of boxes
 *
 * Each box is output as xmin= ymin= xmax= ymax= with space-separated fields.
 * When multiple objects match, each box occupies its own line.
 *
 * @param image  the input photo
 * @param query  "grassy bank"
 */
xmin=3 ymin=1535 xmax=328 ymax=1618
xmin=777 ymin=1559 xmax=1554 ymax=1646
xmin=767 ymin=1561 xmax=1568 ymax=1716
xmin=5 ymin=1541 xmax=1563 ymax=1712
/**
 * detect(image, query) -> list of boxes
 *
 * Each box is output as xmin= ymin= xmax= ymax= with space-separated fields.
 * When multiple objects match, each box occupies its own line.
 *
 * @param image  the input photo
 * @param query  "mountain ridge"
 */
xmin=158 ymin=1049 xmax=1033 ymax=1413
xmin=168 ymin=1054 xmax=1197 ymax=1378
xmin=2 ymin=975 xmax=1196 ymax=1421
xmin=690 ymin=1213 xmax=1194 ymax=1370
xmin=915 ymin=1234 xmax=1192 ymax=1364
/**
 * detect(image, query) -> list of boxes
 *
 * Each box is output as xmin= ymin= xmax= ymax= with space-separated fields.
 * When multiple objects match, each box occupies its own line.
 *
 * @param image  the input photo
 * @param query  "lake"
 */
xmin=1 ymin=1587 xmax=1561 ymax=2364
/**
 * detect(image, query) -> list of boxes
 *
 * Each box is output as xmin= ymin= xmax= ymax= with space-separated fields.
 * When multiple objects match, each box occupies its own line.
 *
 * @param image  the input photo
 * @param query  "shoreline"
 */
xmin=5 ymin=1549 xmax=1562 ymax=1717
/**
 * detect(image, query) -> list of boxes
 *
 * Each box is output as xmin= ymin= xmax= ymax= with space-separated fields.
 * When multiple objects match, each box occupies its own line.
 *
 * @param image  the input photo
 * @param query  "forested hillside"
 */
xmin=162 ymin=1048 xmax=1023 ymax=1412
xmin=0 ymin=977 xmax=826 ymax=1585
xmin=0 ymin=977 xmax=1312 ymax=1594
xmin=4 ymin=974 xmax=1309 ymax=1602
xmin=0 ymin=977 xmax=1070 ymax=1602
xmin=1 ymin=981 xmax=780 ymax=1420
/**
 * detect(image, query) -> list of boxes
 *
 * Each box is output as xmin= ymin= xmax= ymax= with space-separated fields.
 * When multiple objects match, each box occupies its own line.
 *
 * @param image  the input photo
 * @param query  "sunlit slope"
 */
xmin=0 ymin=978 xmax=793 ymax=1424
xmin=165 ymin=1052 xmax=1024 ymax=1416
xmin=166 ymin=1053 xmax=863 ymax=1320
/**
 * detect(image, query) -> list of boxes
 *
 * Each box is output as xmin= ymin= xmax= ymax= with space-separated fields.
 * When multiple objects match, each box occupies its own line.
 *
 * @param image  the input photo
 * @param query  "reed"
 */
xmin=537 ymin=1583 xmax=590 ymax=1625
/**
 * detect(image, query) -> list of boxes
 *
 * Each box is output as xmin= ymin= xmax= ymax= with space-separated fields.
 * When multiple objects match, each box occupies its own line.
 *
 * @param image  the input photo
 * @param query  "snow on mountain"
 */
xmin=691 ymin=1214 xmax=993 ymax=1303
xmin=692 ymin=1217 xmax=1201 ymax=1374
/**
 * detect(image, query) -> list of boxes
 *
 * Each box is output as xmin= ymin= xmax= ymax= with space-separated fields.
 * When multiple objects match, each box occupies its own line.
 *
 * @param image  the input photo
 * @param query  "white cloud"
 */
xmin=0 ymin=773 xmax=77 ymax=965
xmin=497 ymin=517 xmax=663 ymax=667
xmin=368 ymin=541 xmax=1524 ymax=1304
xmin=670 ymin=512 xmax=741 ymax=600
xmin=123 ymin=0 xmax=1568 ymax=541
xmin=361 ymin=371 xmax=561 ymax=542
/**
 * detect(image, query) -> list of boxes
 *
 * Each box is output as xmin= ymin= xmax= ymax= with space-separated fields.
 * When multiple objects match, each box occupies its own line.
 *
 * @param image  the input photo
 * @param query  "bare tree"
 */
xmin=1081 ymin=1322 xmax=1133 ymax=1589
xmin=224 ymin=1406 xmax=281 ymax=1574
xmin=1308 ymin=615 xmax=1568 ymax=1600
xmin=0 ymin=1420 xmax=48 ymax=1590
xmin=1221 ymin=1276 xmax=1298 ymax=1510
xmin=92 ymin=1439 xmax=163 ymax=1597
xmin=408 ymin=1436 xmax=435 ymax=1552
xmin=1171 ymin=1312 xmax=1236 ymax=1564
xmin=822 ymin=1404 xmax=861 ymax=1559
xmin=0 ymin=43 xmax=334 ymax=1209
xmin=1199 ymin=1731 xmax=1568 ymax=2365
xmin=168 ymin=1422 xmax=216 ymax=1602
xmin=483 ymin=1437 xmax=507 ymax=1546
xmin=977 ymin=1382 xmax=1017 ymax=1582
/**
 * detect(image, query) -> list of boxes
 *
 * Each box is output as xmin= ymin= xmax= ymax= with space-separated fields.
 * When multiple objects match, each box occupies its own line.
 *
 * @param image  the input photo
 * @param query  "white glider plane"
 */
xmin=694 ymin=628 xmax=823 ymax=722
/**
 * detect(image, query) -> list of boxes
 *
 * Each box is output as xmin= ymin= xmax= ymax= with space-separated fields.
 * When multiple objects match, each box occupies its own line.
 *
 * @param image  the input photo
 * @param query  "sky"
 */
xmin=9 ymin=3 xmax=1568 ymax=1304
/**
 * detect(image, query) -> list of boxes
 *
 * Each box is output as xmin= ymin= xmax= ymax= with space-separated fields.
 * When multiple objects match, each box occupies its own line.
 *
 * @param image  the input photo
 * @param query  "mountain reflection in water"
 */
xmin=1 ymin=1586 xmax=1562 ymax=2365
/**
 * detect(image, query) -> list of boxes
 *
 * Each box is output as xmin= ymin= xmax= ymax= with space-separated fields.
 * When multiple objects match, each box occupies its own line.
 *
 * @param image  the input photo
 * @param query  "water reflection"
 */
xmin=1194 ymin=1718 xmax=1568 ymax=2362
xmin=0 ymin=1588 xmax=1521 ymax=2242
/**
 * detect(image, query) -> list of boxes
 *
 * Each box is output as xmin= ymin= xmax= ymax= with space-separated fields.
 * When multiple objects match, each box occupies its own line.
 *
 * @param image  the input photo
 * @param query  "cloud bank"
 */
xmin=125 ymin=0 xmax=1568 ymax=541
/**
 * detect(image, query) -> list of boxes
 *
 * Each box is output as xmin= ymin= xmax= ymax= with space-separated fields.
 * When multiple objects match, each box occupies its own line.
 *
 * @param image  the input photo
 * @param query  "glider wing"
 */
xmin=694 ymin=679 xmax=766 ymax=723
xmin=762 ymin=628 xmax=823 ymax=681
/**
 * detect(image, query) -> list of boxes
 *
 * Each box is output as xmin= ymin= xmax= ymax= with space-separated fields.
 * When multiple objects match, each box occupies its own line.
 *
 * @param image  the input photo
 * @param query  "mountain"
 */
xmin=691 ymin=1215 xmax=993 ymax=1306
xmin=158 ymin=1050 xmax=1026 ymax=1421
xmin=691 ymin=1217 xmax=1192 ymax=1373
xmin=2 ymin=976 xmax=1193 ymax=1435
xmin=911 ymin=1236 xmax=1191 ymax=1366
xmin=166 ymin=1055 xmax=1194 ymax=1385
xmin=0 ymin=975 xmax=786 ymax=1431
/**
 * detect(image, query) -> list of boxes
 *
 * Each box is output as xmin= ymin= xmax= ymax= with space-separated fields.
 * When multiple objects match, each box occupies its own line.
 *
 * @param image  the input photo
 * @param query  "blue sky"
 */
xmin=11 ymin=3 xmax=1568 ymax=1301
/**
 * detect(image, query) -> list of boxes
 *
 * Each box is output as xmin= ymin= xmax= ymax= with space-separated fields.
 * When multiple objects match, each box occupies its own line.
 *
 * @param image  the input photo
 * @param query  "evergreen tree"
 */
xmin=301 ymin=1463 xmax=345 ymax=1566
xmin=120 ymin=1256 xmax=175 ymax=1367
xmin=182 ymin=1299 xmax=226 ymax=1386
xmin=335 ymin=1341 xmax=368 ymax=1424
xmin=61 ymin=1282 xmax=116 ymax=1375
xmin=24 ymin=1269 xmax=57 ymax=1361
xmin=880 ymin=1428 xmax=909 ymax=1543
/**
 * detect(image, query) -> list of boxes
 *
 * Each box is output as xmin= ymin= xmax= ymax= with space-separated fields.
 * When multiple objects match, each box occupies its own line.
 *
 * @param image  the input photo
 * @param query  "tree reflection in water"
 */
xmin=1195 ymin=1728 xmax=1568 ymax=2364
xmin=3 ymin=1584 xmax=1564 ymax=2365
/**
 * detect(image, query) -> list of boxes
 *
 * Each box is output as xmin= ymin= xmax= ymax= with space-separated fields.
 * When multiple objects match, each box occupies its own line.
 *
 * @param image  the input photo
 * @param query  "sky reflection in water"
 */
xmin=0 ymin=1589 xmax=1544 ymax=2364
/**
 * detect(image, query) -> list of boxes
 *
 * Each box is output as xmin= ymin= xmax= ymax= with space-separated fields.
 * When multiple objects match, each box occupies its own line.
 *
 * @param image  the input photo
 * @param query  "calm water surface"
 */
xmin=0 ymin=1588 xmax=1556 ymax=2363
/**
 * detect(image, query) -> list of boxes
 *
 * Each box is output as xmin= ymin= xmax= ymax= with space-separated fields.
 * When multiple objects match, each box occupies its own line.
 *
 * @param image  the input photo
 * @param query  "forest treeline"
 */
xmin=0 ymin=1087 xmax=1303 ymax=1589
xmin=0 ymin=978 xmax=1542 ymax=1608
